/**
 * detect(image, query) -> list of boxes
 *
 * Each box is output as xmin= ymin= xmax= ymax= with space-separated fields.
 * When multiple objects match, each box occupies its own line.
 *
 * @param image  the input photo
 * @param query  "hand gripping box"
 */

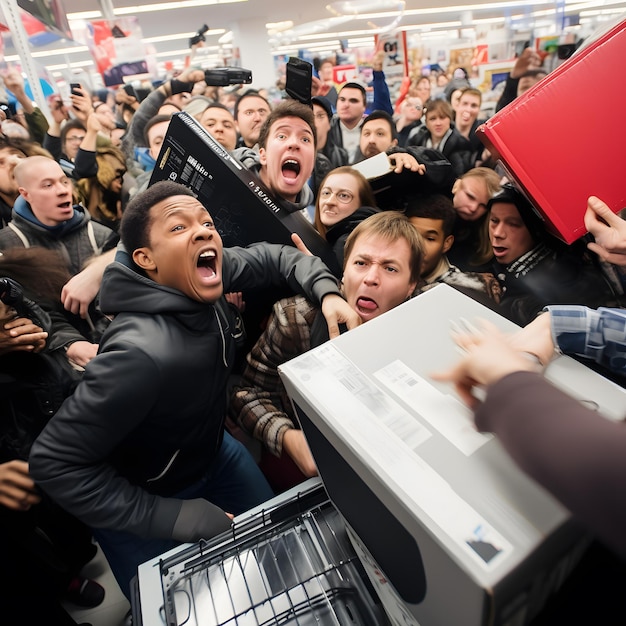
xmin=279 ymin=284 xmax=626 ymax=626
xmin=477 ymin=18 xmax=626 ymax=244
xmin=150 ymin=112 xmax=340 ymax=275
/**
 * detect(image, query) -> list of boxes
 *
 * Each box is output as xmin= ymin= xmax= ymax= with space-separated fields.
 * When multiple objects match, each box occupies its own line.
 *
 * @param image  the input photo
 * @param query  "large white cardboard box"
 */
xmin=279 ymin=284 xmax=626 ymax=626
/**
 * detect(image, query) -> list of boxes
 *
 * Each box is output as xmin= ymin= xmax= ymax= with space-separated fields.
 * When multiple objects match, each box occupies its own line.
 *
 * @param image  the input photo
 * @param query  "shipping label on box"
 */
xmin=280 ymin=285 xmax=626 ymax=625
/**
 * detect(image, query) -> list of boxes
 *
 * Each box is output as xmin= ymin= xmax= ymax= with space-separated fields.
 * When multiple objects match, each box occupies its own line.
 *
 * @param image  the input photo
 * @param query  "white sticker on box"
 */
xmin=290 ymin=344 xmax=432 ymax=453
xmin=289 ymin=344 xmax=513 ymax=570
xmin=374 ymin=359 xmax=492 ymax=456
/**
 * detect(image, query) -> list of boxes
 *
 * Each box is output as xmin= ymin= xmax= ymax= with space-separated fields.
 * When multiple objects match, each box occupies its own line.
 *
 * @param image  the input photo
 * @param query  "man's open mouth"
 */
xmin=58 ymin=201 xmax=72 ymax=209
xmin=197 ymin=249 xmax=217 ymax=278
xmin=356 ymin=296 xmax=377 ymax=312
xmin=282 ymin=159 xmax=300 ymax=180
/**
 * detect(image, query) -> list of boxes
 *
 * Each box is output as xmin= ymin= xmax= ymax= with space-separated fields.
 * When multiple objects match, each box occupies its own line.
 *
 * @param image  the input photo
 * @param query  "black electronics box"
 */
xmin=150 ymin=112 xmax=339 ymax=275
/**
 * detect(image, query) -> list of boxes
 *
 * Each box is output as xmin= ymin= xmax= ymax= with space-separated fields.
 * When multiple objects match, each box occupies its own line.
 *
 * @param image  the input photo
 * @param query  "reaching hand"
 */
xmin=510 ymin=47 xmax=543 ymax=79
xmin=87 ymin=110 xmax=104 ymax=135
xmin=0 ymin=317 xmax=47 ymax=355
xmin=176 ymin=68 xmax=206 ymax=85
xmin=0 ymin=460 xmax=41 ymax=511
xmin=62 ymin=273 xmax=99 ymax=319
xmin=70 ymin=86 xmax=94 ymax=122
xmin=49 ymin=97 xmax=70 ymax=126
xmin=311 ymin=75 xmax=330 ymax=98
xmin=290 ymin=233 xmax=313 ymax=256
xmin=321 ymin=293 xmax=362 ymax=339
xmin=431 ymin=320 xmax=539 ymax=409
xmin=224 ymin=291 xmax=246 ymax=312
xmin=66 ymin=341 xmax=99 ymax=368
xmin=585 ymin=196 xmax=626 ymax=266
xmin=507 ymin=312 xmax=556 ymax=368
xmin=388 ymin=152 xmax=426 ymax=174
xmin=371 ymin=50 xmax=385 ymax=72
xmin=62 ymin=249 xmax=115 ymax=318
xmin=2 ymin=68 xmax=25 ymax=95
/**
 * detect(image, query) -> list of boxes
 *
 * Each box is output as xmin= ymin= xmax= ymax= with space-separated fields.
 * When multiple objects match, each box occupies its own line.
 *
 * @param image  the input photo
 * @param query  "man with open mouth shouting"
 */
xmin=30 ymin=180 xmax=361 ymax=600
xmin=234 ymin=99 xmax=317 ymax=216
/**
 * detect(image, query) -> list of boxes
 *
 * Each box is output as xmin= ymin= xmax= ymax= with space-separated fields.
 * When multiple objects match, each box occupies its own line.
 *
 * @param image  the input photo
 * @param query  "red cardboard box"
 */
xmin=477 ymin=19 xmax=626 ymax=244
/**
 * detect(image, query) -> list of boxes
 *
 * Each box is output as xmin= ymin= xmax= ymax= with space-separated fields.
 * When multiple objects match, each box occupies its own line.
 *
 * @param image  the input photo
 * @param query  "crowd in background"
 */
xmin=1 ymin=38 xmax=626 ymax=625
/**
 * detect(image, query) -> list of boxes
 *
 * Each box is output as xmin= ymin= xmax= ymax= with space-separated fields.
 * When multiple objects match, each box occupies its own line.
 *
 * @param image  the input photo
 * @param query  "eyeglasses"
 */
xmin=66 ymin=135 xmax=85 ymax=143
xmin=319 ymin=188 xmax=355 ymax=204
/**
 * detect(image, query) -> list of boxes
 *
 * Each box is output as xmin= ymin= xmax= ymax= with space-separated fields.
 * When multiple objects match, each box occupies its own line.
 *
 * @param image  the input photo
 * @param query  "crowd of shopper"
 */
xmin=1 ymin=41 xmax=625 ymax=625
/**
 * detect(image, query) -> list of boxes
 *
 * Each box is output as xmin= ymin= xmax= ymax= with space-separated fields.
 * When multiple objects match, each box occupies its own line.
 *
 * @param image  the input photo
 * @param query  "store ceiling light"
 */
xmin=67 ymin=0 xmax=246 ymax=20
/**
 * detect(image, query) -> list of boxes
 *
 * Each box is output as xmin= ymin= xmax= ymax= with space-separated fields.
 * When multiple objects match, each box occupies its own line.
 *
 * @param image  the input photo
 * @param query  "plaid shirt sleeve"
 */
xmin=230 ymin=295 xmax=320 ymax=457
xmin=546 ymin=305 xmax=626 ymax=376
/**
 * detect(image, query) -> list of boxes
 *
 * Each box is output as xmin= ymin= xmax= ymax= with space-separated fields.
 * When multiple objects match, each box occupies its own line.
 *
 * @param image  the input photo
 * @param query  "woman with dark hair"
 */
xmin=314 ymin=166 xmax=379 ymax=271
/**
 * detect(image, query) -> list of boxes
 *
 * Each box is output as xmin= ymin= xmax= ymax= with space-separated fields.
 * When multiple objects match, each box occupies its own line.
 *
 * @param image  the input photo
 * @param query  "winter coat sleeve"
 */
xmin=73 ymin=148 xmax=99 ymax=179
xmin=122 ymin=87 xmax=167 ymax=159
xmin=223 ymin=243 xmax=341 ymax=305
xmin=475 ymin=371 xmax=626 ymax=558
xmin=45 ymin=309 xmax=93 ymax=352
xmin=30 ymin=344 xmax=185 ymax=539
xmin=25 ymin=108 xmax=49 ymax=145
xmin=495 ymin=75 xmax=520 ymax=113
xmin=371 ymin=70 xmax=394 ymax=115
xmin=43 ymin=133 xmax=63 ymax=161
xmin=29 ymin=339 xmax=232 ymax=542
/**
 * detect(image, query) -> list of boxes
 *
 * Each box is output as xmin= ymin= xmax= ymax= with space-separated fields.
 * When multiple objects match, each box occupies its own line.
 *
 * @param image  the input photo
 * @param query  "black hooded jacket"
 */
xmin=30 ymin=243 xmax=341 ymax=542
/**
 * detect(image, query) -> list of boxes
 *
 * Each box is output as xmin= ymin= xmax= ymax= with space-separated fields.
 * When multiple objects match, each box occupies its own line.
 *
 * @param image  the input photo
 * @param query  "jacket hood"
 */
xmin=100 ymin=245 xmax=214 ymax=321
xmin=232 ymin=147 xmax=315 ymax=211
xmin=134 ymin=146 xmax=156 ymax=172
xmin=13 ymin=196 xmax=87 ymax=236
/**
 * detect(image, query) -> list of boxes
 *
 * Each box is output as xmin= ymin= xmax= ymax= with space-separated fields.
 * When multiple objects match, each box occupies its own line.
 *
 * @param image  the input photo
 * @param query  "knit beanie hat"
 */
xmin=487 ymin=183 xmax=546 ymax=241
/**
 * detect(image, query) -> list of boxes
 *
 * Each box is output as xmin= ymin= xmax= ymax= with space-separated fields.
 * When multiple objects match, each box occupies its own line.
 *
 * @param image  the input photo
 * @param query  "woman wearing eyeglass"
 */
xmin=314 ymin=166 xmax=379 ymax=272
